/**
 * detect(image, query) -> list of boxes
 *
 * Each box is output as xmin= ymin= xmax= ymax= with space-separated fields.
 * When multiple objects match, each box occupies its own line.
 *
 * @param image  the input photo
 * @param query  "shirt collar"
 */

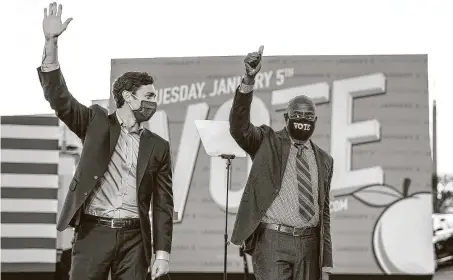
xmin=115 ymin=111 xmax=144 ymax=134
xmin=285 ymin=127 xmax=311 ymax=149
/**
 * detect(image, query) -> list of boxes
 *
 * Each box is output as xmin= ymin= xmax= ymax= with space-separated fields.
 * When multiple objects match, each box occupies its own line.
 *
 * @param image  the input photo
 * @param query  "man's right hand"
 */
xmin=43 ymin=2 xmax=73 ymax=39
xmin=243 ymin=45 xmax=264 ymax=84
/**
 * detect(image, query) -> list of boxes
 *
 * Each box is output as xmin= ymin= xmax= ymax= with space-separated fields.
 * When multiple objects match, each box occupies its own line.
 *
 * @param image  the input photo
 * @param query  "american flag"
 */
xmin=1 ymin=115 xmax=60 ymax=273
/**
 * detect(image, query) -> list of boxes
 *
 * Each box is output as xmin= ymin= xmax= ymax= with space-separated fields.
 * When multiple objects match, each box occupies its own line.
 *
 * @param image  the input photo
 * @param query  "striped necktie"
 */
xmin=295 ymin=144 xmax=315 ymax=222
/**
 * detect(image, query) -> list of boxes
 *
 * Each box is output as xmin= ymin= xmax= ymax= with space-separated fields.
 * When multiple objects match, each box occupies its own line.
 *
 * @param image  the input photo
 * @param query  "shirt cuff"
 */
xmin=155 ymin=250 xmax=170 ymax=262
xmin=322 ymin=267 xmax=333 ymax=274
xmin=41 ymin=62 xmax=60 ymax=72
xmin=238 ymin=82 xmax=254 ymax=94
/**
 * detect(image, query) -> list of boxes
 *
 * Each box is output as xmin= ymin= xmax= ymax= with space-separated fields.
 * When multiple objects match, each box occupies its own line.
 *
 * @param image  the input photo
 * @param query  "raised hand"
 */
xmin=43 ymin=2 xmax=73 ymax=39
xmin=244 ymin=45 xmax=264 ymax=78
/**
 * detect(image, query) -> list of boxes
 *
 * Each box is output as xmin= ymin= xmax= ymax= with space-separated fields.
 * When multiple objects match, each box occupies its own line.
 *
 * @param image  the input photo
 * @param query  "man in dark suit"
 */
xmin=229 ymin=46 xmax=334 ymax=280
xmin=38 ymin=3 xmax=173 ymax=280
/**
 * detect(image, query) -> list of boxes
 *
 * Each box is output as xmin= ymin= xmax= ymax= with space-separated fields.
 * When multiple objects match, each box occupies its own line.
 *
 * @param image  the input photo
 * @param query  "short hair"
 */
xmin=111 ymin=71 xmax=154 ymax=108
xmin=286 ymin=95 xmax=316 ymax=113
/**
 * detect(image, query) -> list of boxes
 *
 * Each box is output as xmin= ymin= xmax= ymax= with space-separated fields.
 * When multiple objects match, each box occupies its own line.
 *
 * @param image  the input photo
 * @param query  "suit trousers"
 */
xmin=69 ymin=219 xmax=148 ymax=280
xmin=252 ymin=227 xmax=320 ymax=280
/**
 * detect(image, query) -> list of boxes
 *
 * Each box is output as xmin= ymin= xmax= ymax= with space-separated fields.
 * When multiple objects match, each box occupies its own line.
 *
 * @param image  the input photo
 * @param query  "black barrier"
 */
xmin=0 ymin=272 xmax=435 ymax=280
xmin=157 ymin=274 xmax=433 ymax=280
xmin=0 ymin=273 xmax=55 ymax=280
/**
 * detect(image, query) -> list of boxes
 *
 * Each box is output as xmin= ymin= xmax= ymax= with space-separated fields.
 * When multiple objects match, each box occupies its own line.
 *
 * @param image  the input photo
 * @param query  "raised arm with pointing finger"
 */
xmin=229 ymin=46 xmax=334 ymax=280
xmin=229 ymin=45 xmax=265 ymax=158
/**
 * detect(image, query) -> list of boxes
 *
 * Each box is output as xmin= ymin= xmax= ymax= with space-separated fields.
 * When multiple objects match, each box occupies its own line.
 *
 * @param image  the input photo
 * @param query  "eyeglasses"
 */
xmin=288 ymin=112 xmax=316 ymax=121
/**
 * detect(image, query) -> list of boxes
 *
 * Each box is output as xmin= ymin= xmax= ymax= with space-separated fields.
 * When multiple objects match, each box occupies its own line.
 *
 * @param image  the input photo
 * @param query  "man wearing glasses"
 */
xmin=229 ymin=46 xmax=334 ymax=280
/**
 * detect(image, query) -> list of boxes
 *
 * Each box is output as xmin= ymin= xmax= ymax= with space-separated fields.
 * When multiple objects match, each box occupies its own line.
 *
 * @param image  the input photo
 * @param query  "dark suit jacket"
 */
xmin=37 ymin=67 xmax=174 ymax=265
xmin=229 ymin=87 xmax=334 ymax=269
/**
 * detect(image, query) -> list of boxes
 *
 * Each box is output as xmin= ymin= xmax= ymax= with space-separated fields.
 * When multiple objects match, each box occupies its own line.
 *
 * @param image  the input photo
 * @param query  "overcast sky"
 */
xmin=2 ymin=0 xmax=452 ymax=174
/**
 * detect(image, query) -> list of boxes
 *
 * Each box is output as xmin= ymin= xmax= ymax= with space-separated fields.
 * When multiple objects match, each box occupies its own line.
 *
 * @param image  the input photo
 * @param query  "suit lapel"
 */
xmin=108 ymin=114 xmax=121 ymax=159
xmin=136 ymin=130 xmax=155 ymax=189
xmin=310 ymin=140 xmax=325 ymax=210
xmin=277 ymin=129 xmax=291 ymax=185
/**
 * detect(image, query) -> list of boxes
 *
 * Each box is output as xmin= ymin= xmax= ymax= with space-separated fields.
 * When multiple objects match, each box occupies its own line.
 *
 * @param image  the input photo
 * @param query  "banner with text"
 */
xmin=109 ymin=55 xmax=434 ymax=274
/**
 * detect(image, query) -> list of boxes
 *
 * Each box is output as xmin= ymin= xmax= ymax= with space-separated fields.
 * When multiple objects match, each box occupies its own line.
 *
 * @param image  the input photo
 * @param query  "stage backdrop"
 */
xmin=108 ymin=55 xmax=435 ymax=275
xmin=1 ymin=115 xmax=60 ymax=273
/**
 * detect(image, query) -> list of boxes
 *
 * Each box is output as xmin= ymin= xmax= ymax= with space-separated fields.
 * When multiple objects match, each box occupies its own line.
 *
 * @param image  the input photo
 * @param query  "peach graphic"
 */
xmin=335 ymin=178 xmax=435 ymax=274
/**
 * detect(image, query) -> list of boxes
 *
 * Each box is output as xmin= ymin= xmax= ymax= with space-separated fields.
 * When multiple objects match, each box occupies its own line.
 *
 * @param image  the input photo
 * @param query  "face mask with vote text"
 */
xmin=286 ymin=118 xmax=315 ymax=141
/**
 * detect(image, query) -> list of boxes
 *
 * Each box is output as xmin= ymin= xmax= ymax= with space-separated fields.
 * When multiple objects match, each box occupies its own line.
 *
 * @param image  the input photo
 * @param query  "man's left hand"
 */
xmin=321 ymin=271 xmax=330 ymax=280
xmin=151 ymin=259 xmax=169 ymax=279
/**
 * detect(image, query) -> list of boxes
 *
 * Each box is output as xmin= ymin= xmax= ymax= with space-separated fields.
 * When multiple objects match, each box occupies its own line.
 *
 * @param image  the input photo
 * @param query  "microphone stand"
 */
xmin=220 ymin=154 xmax=235 ymax=280
xmin=239 ymin=245 xmax=249 ymax=280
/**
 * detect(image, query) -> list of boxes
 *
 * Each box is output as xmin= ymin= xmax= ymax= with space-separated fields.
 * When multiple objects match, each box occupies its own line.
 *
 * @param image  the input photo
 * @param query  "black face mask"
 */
xmin=128 ymin=96 xmax=157 ymax=123
xmin=286 ymin=118 xmax=315 ymax=141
